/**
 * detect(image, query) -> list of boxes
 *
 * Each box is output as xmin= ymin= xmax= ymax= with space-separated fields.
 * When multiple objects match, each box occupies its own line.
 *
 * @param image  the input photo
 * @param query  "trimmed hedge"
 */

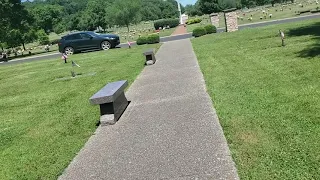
xmin=192 ymin=27 xmax=206 ymax=37
xmin=147 ymin=34 xmax=160 ymax=44
xmin=137 ymin=34 xmax=160 ymax=45
xmin=204 ymin=25 xmax=217 ymax=34
xmin=186 ymin=18 xmax=202 ymax=25
xmin=136 ymin=36 xmax=148 ymax=45
xmin=154 ymin=19 xmax=179 ymax=30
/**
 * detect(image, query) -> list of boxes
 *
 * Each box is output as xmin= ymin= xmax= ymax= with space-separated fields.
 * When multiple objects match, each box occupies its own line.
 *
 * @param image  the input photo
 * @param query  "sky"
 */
xmin=21 ymin=0 xmax=197 ymax=6
xmin=178 ymin=0 xmax=197 ymax=6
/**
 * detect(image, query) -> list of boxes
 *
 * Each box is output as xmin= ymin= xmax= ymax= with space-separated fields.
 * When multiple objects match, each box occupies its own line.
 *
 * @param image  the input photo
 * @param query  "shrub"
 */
xmin=154 ymin=19 xmax=179 ymax=30
xmin=147 ymin=34 xmax=160 ymax=44
xmin=136 ymin=36 xmax=148 ymax=45
xmin=53 ymin=23 xmax=65 ymax=35
xmin=204 ymin=24 xmax=217 ymax=34
xmin=192 ymin=27 xmax=206 ymax=37
xmin=50 ymin=39 xmax=60 ymax=45
xmin=137 ymin=34 xmax=160 ymax=45
xmin=194 ymin=18 xmax=202 ymax=23
xmin=37 ymin=29 xmax=49 ymax=45
xmin=6 ymin=49 xmax=12 ymax=55
xmin=186 ymin=18 xmax=202 ymax=25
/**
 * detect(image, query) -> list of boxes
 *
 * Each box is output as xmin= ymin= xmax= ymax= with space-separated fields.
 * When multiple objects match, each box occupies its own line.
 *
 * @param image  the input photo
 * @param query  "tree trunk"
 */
xmin=127 ymin=25 xmax=130 ymax=32
xmin=22 ymin=42 xmax=26 ymax=51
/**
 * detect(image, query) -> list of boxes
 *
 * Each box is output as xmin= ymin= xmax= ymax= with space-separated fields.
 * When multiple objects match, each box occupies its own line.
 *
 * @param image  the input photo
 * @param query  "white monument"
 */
xmin=181 ymin=14 xmax=189 ymax=24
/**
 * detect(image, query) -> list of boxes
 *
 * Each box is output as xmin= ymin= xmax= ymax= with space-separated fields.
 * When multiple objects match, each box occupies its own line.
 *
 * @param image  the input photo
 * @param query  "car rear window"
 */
xmin=65 ymin=34 xmax=82 ymax=40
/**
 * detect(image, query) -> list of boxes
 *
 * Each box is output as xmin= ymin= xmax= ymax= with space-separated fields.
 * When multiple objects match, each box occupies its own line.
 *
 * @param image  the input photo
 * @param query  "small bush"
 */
xmin=204 ymin=25 xmax=217 ymax=34
xmin=50 ymin=39 xmax=60 ymax=45
xmin=186 ymin=18 xmax=202 ymax=25
xmin=6 ymin=49 xmax=12 ymax=55
xmin=147 ymin=34 xmax=160 ymax=44
xmin=192 ymin=27 xmax=207 ymax=37
xmin=154 ymin=19 xmax=179 ymax=30
xmin=136 ymin=36 xmax=148 ymax=45
xmin=37 ymin=29 xmax=50 ymax=45
xmin=137 ymin=34 xmax=160 ymax=45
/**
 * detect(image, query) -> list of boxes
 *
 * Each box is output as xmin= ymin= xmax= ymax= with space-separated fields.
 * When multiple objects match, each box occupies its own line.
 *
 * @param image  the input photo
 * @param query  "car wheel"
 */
xmin=101 ymin=41 xmax=111 ymax=50
xmin=64 ymin=47 xmax=74 ymax=55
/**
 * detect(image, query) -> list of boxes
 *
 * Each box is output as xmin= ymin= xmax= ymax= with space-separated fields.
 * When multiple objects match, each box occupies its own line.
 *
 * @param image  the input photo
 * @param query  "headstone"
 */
xmin=223 ymin=8 xmax=238 ymax=32
xmin=209 ymin=13 xmax=220 ymax=27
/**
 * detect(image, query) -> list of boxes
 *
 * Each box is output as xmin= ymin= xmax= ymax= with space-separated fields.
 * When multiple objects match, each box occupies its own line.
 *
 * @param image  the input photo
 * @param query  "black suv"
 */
xmin=58 ymin=32 xmax=120 ymax=55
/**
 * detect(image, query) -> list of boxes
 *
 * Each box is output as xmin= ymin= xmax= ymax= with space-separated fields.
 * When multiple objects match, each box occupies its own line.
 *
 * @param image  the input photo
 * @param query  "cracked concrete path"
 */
xmin=58 ymin=39 xmax=239 ymax=180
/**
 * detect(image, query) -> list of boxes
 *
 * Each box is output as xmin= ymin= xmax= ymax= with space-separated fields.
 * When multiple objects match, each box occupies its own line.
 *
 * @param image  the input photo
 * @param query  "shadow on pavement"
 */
xmin=287 ymin=21 xmax=320 ymax=58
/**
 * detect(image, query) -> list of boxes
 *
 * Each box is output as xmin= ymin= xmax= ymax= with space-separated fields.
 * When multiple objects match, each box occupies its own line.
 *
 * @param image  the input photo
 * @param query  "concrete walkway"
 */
xmin=59 ymin=39 xmax=239 ymax=180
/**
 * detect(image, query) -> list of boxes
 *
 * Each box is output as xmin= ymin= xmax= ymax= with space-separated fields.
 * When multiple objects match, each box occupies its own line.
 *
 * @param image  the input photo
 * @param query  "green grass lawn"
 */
xmin=192 ymin=19 xmax=320 ymax=179
xmin=0 ymin=43 xmax=161 ymax=180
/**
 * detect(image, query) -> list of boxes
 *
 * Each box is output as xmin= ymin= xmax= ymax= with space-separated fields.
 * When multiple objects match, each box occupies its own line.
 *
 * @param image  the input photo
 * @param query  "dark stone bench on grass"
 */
xmin=89 ymin=80 xmax=129 ymax=125
xmin=143 ymin=48 xmax=156 ymax=65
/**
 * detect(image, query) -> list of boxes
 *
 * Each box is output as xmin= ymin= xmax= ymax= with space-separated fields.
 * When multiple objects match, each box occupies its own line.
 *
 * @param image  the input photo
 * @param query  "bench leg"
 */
xmin=99 ymin=92 xmax=129 ymax=122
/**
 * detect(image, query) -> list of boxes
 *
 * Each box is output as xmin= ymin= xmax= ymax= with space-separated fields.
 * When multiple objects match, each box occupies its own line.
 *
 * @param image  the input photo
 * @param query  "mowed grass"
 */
xmin=192 ymin=19 xmax=320 ymax=179
xmin=0 ymin=44 xmax=161 ymax=180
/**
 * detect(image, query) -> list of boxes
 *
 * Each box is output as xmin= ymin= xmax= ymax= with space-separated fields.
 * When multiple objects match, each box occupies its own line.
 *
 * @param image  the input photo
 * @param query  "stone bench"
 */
xmin=89 ymin=80 xmax=129 ymax=125
xmin=143 ymin=48 xmax=156 ymax=65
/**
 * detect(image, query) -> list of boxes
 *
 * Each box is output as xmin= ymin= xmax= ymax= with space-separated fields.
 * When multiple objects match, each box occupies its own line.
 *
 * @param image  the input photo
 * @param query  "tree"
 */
xmin=218 ymin=0 xmax=237 ymax=10
xmin=0 ymin=0 xmax=37 ymax=50
xmin=37 ymin=29 xmax=50 ymax=45
xmin=107 ymin=0 xmax=142 ymax=32
xmin=30 ymin=4 xmax=63 ymax=33
xmin=78 ymin=0 xmax=111 ymax=31
xmin=7 ymin=28 xmax=38 ymax=50
xmin=53 ymin=22 xmax=66 ymax=35
xmin=185 ymin=3 xmax=203 ymax=16
xmin=198 ymin=0 xmax=220 ymax=14
xmin=0 ymin=0 xmax=28 ymax=45
xmin=140 ymin=1 xmax=162 ymax=21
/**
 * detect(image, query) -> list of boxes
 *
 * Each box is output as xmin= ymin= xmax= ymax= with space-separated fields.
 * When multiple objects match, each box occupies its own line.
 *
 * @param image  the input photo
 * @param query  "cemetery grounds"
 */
xmin=4 ymin=22 xmax=175 ymax=61
xmin=187 ymin=0 xmax=320 ymax=32
xmin=192 ymin=18 xmax=320 ymax=179
xmin=0 ymin=43 xmax=161 ymax=179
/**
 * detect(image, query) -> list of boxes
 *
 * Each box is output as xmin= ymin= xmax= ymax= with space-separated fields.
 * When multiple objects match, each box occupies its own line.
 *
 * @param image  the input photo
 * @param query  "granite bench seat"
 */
xmin=89 ymin=80 xmax=129 ymax=125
